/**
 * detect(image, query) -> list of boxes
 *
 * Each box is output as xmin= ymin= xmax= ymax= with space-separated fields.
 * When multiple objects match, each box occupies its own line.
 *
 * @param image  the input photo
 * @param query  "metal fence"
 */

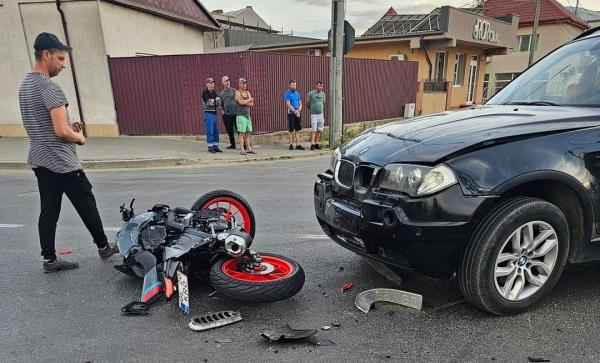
xmin=108 ymin=52 xmax=418 ymax=135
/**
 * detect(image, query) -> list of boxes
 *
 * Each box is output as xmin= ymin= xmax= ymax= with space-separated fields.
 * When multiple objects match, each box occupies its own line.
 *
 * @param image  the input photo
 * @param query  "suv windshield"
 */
xmin=487 ymin=35 xmax=600 ymax=107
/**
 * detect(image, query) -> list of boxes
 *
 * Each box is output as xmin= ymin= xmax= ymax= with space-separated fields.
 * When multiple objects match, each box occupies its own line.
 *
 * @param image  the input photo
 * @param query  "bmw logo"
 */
xmin=518 ymin=256 xmax=527 ymax=266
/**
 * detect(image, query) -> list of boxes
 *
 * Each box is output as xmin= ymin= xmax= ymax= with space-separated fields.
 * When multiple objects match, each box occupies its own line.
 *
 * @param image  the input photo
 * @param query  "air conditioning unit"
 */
xmin=485 ymin=56 xmax=492 ymax=63
xmin=390 ymin=54 xmax=406 ymax=61
xmin=404 ymin=103 xmax=415 ymax=117
xmin=308 ymin=49 xmax=322 ymax=56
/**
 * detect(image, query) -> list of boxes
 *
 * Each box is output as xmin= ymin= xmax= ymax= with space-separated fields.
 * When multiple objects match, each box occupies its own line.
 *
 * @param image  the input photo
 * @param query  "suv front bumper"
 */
xmin=314 ymin=174 xmax=496 ymax=278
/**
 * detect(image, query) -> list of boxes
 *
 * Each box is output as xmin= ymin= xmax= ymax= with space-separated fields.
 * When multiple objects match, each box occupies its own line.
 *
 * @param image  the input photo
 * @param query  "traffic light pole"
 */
xmin=329 ymin=0 xmax=345 ymax=149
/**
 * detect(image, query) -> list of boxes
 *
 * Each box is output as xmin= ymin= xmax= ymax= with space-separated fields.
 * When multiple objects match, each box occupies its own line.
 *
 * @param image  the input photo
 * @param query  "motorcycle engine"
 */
xmin=140 ymin=225 xmax=167 ymax=248
xmin=207 ymin=220 xmax=229 ymax=234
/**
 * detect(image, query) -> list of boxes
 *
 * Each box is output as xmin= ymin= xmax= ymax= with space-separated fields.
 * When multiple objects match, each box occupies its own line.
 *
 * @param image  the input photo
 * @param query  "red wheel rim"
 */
xmin=221 ymin=256 xmax=293 ymax=282
xmin=202 ymin=197 xmax=252 ymax=234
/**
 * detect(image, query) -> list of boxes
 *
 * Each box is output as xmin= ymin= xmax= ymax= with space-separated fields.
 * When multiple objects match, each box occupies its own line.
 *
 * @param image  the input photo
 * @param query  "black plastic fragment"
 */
xmin=121 ymin=301 xmax=149 ymax=315
xmin=261 ymin=324 xmax=334 ymax=346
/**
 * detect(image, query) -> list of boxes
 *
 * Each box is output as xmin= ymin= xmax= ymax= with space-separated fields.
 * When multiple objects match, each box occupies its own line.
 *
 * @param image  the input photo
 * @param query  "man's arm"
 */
xmin=246 ymin=91 xmax=254 ymax=107
xmin=50 ymin=106 xmax=85 ymax=144
xmin=235 ymin=90 xmax=247 ymax=105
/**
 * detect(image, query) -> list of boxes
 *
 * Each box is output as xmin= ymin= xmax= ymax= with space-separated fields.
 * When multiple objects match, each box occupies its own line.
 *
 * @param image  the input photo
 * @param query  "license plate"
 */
xmin=177 ymin=271 xmax=190 ymax=314
xmin=325 ymin=200 xmax=361 ymax=235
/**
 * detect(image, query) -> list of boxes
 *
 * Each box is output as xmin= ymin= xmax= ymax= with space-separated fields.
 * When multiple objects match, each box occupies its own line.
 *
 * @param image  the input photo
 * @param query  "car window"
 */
xmin=487 ymin=36 xmax=600 ymax=107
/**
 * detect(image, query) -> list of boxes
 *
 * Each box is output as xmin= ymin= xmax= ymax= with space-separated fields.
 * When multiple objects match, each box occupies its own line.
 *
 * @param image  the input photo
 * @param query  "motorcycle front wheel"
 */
xmin=209 ymin=253 xmax=305 ymax=303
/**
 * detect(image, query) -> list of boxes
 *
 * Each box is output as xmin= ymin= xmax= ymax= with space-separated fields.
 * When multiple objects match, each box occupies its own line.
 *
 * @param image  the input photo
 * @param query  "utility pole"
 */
xmin=329 ymin=0 xmax=345 ymax=148
xmin=528 ymin=0 xmax=541 ymax=67
xmin=575 ymin=0 xmax=580 ymax=15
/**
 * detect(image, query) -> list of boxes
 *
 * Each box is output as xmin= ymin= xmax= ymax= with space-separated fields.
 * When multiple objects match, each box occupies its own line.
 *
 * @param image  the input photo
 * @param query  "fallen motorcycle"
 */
xmin=114 ymin=190 xmax=305 ymax=313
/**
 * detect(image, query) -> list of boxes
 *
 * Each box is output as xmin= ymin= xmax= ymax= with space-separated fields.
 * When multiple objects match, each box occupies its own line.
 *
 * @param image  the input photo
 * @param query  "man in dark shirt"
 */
xmin=202 ymin=78 xmax=222 ymax=153
xmin=18 ymin=32 xmax=119 ymax=273
xmin=219 ymin=75 xmax=237 ymax=150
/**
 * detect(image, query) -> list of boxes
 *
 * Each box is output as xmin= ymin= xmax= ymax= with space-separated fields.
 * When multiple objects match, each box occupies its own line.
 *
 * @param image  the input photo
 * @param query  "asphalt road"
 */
xmin=2 ymin=157 xmax=600 ymax=362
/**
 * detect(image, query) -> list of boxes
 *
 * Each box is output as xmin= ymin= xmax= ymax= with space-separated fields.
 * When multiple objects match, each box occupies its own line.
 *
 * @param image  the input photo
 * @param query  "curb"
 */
xmin=0 ymin=150 xmax=332 ymax=171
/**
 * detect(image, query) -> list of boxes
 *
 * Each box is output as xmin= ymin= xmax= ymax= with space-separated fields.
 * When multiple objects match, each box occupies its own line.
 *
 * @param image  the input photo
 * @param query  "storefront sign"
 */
xmin=473 ymin=18 xmax=500 ymax=43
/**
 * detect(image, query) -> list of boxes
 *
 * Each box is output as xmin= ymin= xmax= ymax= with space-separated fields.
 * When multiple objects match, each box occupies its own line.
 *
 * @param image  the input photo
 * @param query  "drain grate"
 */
xmin=188 ymin=311 xmax=242 ymax=331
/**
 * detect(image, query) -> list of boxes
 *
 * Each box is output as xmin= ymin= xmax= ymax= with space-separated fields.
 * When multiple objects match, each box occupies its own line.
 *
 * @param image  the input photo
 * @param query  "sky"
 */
xmin=199 ymin=0 xmax=600 ymax=39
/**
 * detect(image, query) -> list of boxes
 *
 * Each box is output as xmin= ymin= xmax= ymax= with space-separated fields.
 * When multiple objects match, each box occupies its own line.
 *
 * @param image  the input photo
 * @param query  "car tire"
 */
xmin=458 ymin=197 xmax=569 ymax=315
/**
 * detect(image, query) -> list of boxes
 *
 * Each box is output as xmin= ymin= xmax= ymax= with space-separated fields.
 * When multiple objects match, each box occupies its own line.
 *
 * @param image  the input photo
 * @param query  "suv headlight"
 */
xmin=378 ymin=164 xmax=457 ymax=197
xmin=329 ymin=147 xmax=341 ymax=172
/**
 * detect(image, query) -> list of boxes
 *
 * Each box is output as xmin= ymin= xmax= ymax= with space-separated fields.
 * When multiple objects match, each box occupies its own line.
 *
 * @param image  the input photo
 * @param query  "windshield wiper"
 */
xmin=508 ymin=101 xmax=559 ymax=106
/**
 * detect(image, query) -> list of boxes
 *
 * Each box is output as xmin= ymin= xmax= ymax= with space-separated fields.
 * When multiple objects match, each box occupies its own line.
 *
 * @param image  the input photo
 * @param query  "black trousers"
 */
xmin=223 ymin=114 xmax=237 ymax=147
xmin=33 ymin=167 xmax=108 ymax=260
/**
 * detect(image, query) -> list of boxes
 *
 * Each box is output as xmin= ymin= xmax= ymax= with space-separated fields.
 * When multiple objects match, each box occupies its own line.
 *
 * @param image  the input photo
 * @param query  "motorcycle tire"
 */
xmin=191 ymin=190 xmax=256 ymax=239
xmin=209 ymin=253 xmax=305 ymax=303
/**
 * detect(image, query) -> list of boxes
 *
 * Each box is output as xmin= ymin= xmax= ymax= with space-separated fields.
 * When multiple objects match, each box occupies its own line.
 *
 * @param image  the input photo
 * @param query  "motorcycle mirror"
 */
xmin=129 ymin=198 xmax=136 ymax=209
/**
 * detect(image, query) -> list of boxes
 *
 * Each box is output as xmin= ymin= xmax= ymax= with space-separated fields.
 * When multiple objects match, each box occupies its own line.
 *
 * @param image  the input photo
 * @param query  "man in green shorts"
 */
xmin=307 ymin=81 xmax=326 ymax=150
xmin=235 ymin=78 xmax=255 ymax=155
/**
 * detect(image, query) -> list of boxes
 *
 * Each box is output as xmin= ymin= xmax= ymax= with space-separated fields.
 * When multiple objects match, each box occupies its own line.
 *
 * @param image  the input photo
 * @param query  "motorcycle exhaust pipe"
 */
xmin=224 ymin=234 xmax=248 ymax=258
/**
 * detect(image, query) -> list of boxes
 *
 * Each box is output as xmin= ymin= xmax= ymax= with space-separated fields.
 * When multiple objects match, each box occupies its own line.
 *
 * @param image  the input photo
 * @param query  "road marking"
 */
xmin=299 ymin=234 xmax=329 ymax=240
xmin=105 ymin=227 xmax=122 ymax=232
xmin=0 ymin=224 xmax=24 ymax=228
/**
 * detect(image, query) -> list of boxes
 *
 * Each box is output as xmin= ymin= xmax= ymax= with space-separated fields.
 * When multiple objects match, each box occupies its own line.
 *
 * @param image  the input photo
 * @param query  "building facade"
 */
xmin=483 ymin=0 xmax=589 ymax=100
xmin=254 ymin=6 xmax=519 ymax=115
xmin=0 ymin=0 xmax=219 ymax=137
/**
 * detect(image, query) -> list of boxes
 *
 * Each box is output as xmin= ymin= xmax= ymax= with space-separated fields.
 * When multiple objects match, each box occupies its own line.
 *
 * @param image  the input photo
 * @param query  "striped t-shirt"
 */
xmin=19 ymin=72 xmax=81 ymax=173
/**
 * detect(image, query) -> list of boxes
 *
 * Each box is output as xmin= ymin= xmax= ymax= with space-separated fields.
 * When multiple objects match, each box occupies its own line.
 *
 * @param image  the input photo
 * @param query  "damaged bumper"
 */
xmin=314 ymin=173 xmax=494 ymax=278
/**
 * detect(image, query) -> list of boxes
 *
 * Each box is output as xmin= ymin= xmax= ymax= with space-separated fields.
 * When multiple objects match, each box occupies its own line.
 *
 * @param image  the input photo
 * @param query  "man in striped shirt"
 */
xmin=18 ymin=32 xmax=119 ymax=273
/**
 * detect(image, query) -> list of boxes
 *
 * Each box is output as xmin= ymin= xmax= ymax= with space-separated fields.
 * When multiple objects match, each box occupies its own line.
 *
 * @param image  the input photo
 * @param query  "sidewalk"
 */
xmin=0 ymin=137 xmax=331 ymax=170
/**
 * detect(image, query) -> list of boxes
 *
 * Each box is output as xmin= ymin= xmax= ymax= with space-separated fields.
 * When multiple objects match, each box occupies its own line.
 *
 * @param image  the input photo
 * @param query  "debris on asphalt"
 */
xmin=261 ymin=324 xmax=333 ymax=346
xmin=56 ymin=248 xmax=71 ymax=255
xmin=121 ymin=301 xmax=149 ymax=316
xmin=331 ymin=322 xmax=342 ymax=328
xmin=527 ymin=358 xmax=550 ymax=363
xmin=261 ymin=324 xmax=317 ymax=342
xmin=215 ymin=337 xmax=232 ymax=344
xmin=321 ymin=325 xmax=331 ymax=331
xmin=355 ymin=288 xmax=423 ymax=313
xmin=188 ymin=311 xmax=242 ymax=331
xmin=208 ymin=291 xmax=219 ymax=298
xmin=339 ymin=266 xmax=345 ymax=272
xmin=340 ymin=282 xmax=353 ymax=292
xmin=307 ymin=335 xmax=336 ymax=346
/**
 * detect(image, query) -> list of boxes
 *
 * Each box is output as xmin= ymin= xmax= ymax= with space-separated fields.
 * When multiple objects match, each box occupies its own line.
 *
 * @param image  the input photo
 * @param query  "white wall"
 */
xmin=99 ymin=1 xmax=205 ymax=57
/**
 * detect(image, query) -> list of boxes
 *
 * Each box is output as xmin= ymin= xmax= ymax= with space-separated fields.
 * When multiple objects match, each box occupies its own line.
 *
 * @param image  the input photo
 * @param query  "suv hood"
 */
xmin=341 ymin=105 xmax=600 ymax=165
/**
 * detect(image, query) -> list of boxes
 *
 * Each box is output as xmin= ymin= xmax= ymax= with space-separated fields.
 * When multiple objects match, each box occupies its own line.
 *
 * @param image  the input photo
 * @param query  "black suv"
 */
xmin=314 ymin=27 xmax=600 ymax=315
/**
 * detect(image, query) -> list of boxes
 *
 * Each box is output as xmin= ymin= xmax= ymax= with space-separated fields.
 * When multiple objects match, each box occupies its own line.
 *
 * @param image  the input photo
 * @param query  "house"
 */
xmin=0 ymin=0 xmax=219 ymax=137
xmin=204 ymin=5 xmax=317 ymax=50
xmin=566 ymin=6 xmax=600 ymax=28
xmin=483 ymin=0 xmax=589 ymax=99
xmin=253 ymin=5 xmax=519 ymax=115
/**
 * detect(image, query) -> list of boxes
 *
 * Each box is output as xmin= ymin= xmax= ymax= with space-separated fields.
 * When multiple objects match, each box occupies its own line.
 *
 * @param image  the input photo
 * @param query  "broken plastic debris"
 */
xmin=188 ymin=311 xmax=242 ymax=331
xmin=308 ymin=335 xmax=336 ymax=346
xmin=527 ymin=358 xmax=550 ymax=363
xmin=208 ymin=291 xmax=219 ymax=298
xmin=340 ymin=282 xmax=353 ymax=292
xmin=331 ymin=322 xmax=342 ymax=328
xmin=261 ymin=324 xmax=317 ymax=342
xmin=355 ymin=288 xmax=423 ymax=313
xmin=261 ymin=325 xmax=333 ymax=346
xmin=215 ymin=337 xmax=232 ymax=344
xmin=121 ymin=301 xmax=149 ymax=316
xmin=56 ymin=248 xmax=71 ymax=255
xmin=321 ymin=325 xmax=331 ymax=331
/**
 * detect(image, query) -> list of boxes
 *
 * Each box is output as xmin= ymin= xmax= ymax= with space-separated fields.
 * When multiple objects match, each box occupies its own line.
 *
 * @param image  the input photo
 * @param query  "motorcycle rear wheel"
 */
xmin=209 ymin=253 xmax=305 ymax=303
xmin=191 ymin=190 xmax=256 ymax=239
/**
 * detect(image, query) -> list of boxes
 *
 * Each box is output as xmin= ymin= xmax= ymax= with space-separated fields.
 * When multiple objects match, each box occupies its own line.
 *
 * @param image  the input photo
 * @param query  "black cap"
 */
xmin=33 ymin=32 xmax=72 ymax=52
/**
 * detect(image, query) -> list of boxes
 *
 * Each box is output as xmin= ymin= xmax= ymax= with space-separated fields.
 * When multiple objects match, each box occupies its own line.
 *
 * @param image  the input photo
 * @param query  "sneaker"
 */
xmin=208 ymin=147 xmax=216 ymax=154
xmin=315 ymin=144 xmax=322 ymax=150
xmin=98 ymin=243 xmax=120 ymax=259
xmin=43 ymin=258 xmax=79 ymax=273
xmin=214 ymin=147 xmax=223 ymax=153
xmin=240 ymin=151 xmax=247 ymax=155
xmin=310 ymin=144 xmax=315 ymax=150
xmin=289 ymin=144 xmax=294 ymax=150
xmin=247 ymin=149 xmax=256 ymax=154
xmin=227 ymin=145 xmax=236 ymax=150
xmin=296 ymin=145 xmax=305 ymax=150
